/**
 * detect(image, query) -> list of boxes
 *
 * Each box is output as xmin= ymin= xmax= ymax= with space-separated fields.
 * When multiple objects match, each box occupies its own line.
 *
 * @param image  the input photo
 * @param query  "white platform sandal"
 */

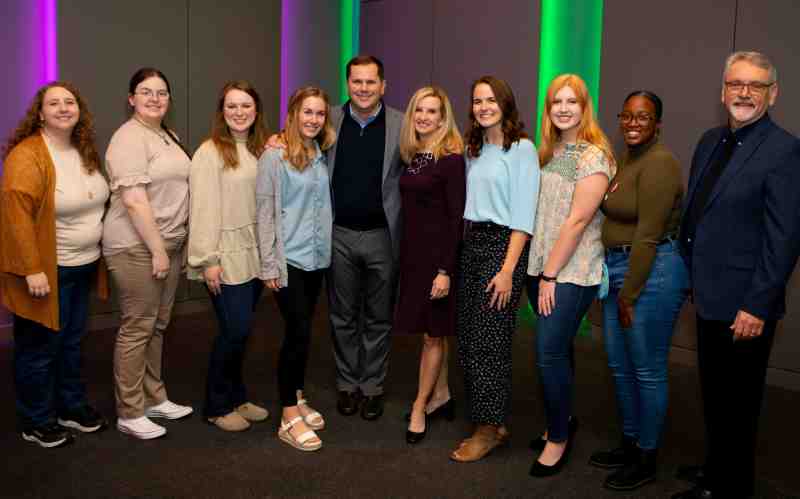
xmin=278 ymin=416 xmax=322 ymax=452
xmin=297 ymin=396 xmax=325 ymax=431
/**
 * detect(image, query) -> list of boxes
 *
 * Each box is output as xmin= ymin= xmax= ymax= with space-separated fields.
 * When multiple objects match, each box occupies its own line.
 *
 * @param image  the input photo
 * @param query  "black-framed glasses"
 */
xmin=724 ymin=80 xmax=775 ymax=94
xmin=617 ymin=112 xmax=654 ymax=125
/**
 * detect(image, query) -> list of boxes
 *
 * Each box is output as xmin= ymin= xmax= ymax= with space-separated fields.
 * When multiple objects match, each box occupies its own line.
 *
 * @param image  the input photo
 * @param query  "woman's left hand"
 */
xmin=430 ymin=274 xmax=450 ymax=300
xmin=265 ymin=278 xmax=280 ymax=290
xmin=486 ymin=270 xmax=513 ymax=310
xmin=538 ymin=280 xmax=556 ymax=316
xmin=617 ymin=296 xmax=634 ymax=329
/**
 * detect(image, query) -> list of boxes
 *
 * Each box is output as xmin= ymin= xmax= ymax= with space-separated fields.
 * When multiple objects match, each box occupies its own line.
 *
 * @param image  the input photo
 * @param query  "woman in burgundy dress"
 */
xmin=394 ymin=86 xmax=466 ymax=444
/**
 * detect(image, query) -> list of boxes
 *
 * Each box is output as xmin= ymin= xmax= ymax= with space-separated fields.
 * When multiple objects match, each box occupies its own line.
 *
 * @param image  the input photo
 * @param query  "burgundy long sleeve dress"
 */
xmin=393 ymin=152 xmax=466 ymax=337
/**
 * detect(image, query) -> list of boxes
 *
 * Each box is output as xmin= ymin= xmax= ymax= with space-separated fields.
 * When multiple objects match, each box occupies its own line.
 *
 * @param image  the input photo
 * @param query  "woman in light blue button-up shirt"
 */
xmin=450 ymin=76 xmax=540 ymax=463
xmin=256 ymin=86 xmax=335 ymax=452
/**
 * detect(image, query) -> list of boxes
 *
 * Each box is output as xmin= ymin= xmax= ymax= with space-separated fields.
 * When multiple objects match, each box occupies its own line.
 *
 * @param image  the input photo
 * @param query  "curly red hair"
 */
xmin=2 ymin=81 xmax=100 ymax=173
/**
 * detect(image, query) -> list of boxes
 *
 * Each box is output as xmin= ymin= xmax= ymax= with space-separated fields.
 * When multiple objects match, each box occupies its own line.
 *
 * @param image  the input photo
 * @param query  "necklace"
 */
xmin=407 ymin=151 xmax=434 ymax=175
xmin=133 ymin=116 xmax=170 ymax=146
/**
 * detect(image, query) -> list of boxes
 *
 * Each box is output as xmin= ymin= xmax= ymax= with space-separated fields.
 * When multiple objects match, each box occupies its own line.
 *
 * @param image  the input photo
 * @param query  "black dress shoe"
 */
xmin=529 ymin=438 xmax=574 ymax=478
xmin=671 ymin=486 xmax=714 ymax=499
xmin=361 ymin=394 xmax=384 ymax=421
xmin=337 ymin=390 xmax=361 ymax=416
xmin=675 ymin=464 xmax=706 ymax=484
xmin=529 ymin=416 xmax=578 ymax=452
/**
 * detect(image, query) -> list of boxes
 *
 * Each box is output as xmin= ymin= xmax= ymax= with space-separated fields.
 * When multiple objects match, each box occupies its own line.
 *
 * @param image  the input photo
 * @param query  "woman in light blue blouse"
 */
xmin=450 ymin=75 xmax=540 ymax=463
xmin=256 ymin=86 xmax=336 ymax=452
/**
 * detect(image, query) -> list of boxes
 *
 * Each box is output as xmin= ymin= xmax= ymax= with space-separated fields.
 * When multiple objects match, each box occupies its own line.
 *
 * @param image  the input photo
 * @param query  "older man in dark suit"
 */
xmin=675 ymin=51 xmax=800 ymax=499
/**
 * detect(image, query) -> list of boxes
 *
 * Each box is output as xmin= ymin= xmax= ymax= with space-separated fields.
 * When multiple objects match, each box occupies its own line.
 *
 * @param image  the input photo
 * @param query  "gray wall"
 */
xmin=360 ymin=0 xmax=539 ymax=133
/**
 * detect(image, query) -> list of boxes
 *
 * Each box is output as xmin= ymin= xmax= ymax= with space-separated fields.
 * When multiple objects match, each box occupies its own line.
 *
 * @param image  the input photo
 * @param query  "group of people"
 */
xmin=1 ymin=50 xmax=798 ymax=499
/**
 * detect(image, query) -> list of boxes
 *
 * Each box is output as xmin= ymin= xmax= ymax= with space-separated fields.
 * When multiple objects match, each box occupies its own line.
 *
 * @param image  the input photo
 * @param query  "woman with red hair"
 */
xmin=526 ymin=74 xmax=615 ymax=477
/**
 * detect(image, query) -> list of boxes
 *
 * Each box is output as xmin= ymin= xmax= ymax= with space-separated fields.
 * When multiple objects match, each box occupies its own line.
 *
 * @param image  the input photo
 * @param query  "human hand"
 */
xmin=617 ymin=296 xmax=634 ymax=329
xmin=25 ymin=272 xmax=50 ymax=297
xmin=152 ymin=250 xmax=170 ymax=280
xmin=730 ymin=310 xmax=764 ymax=341
xmin=537 ymin=280 xmax=556 ymax=316
xmin=430 ymin=274 xmax=450 ymax=300
xmin=265 ymin=132 xmax=286 ymax=150
xmin=265 ymin=278 xmax=281 ymax=290
xmin=486 ymin=270 xmax=512 ymax=310
xmin=204 ymin=266 xmax=223 ymax=295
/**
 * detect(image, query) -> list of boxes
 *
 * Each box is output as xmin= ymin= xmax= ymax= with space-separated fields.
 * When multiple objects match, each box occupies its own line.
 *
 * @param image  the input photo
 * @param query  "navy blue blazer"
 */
xmin=680 ymin=115 xmax=800 ymax=321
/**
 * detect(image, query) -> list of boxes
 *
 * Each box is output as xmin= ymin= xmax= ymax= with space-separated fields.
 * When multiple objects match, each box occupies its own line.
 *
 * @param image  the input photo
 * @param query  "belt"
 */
xmin=606 ymin=235 xmax=676 ymax=255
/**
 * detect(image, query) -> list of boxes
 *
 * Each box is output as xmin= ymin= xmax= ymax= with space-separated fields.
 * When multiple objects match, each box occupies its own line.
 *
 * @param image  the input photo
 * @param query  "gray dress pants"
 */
xmin=328 ymin=225 xmax=395 ymax=396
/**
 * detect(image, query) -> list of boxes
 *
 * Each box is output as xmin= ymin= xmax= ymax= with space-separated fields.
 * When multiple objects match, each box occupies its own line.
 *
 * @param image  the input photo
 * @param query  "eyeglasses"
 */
xmin=135 ymin=88 xmax=170 ymax=100
xmin=724 ymin=80 xmax=775 ymax=94
xmin=617 ymin=112 xmax=654 ymax=125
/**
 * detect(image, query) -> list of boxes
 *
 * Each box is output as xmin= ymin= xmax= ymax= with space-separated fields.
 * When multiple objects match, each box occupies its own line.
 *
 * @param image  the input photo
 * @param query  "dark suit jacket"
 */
xmin=327 ymin=102 xmax=404 ymax=262
xmin=680 ymin=115 xmax=800 ymax=321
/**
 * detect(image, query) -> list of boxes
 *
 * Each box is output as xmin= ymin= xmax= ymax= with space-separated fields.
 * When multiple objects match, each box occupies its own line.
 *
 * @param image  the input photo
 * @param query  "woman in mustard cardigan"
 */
xmin=0 ymin=81 xmax=109 ymax=448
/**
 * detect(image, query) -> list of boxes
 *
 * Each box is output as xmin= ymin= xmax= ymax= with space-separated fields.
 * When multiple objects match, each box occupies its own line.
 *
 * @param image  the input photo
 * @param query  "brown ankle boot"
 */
xmin=450 ymin=424 xmax=500 ymax=462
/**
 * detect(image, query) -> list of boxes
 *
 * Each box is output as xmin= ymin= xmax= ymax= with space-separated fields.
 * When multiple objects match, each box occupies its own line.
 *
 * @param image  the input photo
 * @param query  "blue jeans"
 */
xmin=14 ymin=261 xmax=96 ymax=430
xmin=204 ymin=278 xmax=263 ymax=418
xmin=528 ymin=277 xmax=598 ymax=442
xmin=602 ymin=241 xmax=689 ymax=450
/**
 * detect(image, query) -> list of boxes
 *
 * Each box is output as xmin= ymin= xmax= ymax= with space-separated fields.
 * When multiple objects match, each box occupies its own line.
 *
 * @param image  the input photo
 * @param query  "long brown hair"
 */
xmin=538 ymin=74 xmax=614 ymax=167
xmin=283 ymin=87 xmax=336 ymax=171
xmin=399 ymin=86 xmax=463 ymax=163
xmin=464 ymin=75 xmax=527 ymax=158
xmin=210 ymin=81 xmax=268 ymax=169
xmin=2 ymin=81 xmax=100 ymax=173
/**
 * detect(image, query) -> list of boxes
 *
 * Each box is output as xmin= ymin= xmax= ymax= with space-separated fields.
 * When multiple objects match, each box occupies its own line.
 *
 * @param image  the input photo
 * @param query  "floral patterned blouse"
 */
xmin=527 ymin=142 xmax=614 ymax=286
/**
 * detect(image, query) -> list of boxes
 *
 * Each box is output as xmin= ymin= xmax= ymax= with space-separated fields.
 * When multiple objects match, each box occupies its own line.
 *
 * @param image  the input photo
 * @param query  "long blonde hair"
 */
xmin=283 ymin=86 xmax=336 ymax=170
xmin=399 ymin=86 xmax=463 ymax=163
xmin=538 ymin=74 xmax=614 ymax=167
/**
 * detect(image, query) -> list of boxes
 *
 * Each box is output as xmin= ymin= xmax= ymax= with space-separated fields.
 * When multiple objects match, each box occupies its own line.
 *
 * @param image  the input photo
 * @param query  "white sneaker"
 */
xmin=117 ymin=416 xmax=166 ymax=440
xmin=145 ymin=400 xmax=193 ymax=420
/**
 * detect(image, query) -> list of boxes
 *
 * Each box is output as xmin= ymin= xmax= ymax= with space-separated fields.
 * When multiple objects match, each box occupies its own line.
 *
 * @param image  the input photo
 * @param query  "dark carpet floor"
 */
xmin=1 ymin=292 xmax=798 ymax=499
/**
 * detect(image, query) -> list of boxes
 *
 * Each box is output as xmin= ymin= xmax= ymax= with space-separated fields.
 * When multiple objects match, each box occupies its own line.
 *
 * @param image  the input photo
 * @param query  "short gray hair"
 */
xmin=723 ymin=51 xmax=777 ymax=83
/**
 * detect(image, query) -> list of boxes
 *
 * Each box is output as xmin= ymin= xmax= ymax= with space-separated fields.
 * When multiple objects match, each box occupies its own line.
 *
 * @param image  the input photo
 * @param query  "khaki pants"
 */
xmin=106 ymin=239 xmax=183 ymax=419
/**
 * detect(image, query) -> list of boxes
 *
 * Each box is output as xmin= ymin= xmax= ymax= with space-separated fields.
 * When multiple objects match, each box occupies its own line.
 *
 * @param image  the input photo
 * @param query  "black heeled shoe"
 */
xmin=529 ymin=438 xmax=574 ymax=478
xmin=529 ymin=416 xmax=578 ymax=451
xmin=404 ymin=399 xmax=456 ymax=422
xmin=405 ymin=407 xmax=427 ymax=444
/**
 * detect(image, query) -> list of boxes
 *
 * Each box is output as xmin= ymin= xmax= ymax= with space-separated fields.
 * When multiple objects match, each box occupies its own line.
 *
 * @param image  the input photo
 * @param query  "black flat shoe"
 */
xmin=529 ymin=439 xmax=574 ymax=478
xmin=529 ymin=416 xmax=578 ymax=451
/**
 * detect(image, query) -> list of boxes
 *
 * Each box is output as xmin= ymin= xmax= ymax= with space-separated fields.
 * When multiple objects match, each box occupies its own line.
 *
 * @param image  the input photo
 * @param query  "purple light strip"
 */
xmin=41 ymin=0 xmax=58 ymax=84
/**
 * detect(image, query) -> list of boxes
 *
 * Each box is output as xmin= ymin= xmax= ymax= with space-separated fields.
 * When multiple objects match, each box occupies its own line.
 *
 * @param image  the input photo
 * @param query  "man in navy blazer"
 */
xmin=675 ymin=51 xmax=800 ymax=499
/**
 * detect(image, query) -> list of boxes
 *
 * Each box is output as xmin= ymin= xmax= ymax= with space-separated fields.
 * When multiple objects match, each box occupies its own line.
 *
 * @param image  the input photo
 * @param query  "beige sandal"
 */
xmin=278 ymin=416 xmax=322 ymax=452
xmin=297 ymin=397 xmax=325 ymax=431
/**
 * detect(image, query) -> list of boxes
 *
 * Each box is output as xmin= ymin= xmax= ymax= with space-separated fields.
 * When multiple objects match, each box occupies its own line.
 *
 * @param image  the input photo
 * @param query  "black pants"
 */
xmin=696 ymin=314 xmax=776 ymax=498
xmin=274 ymin=265 xmax=325 ymax=407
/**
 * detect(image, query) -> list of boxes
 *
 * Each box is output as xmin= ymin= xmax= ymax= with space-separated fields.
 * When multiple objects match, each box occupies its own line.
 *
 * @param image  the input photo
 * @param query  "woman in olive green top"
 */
xmin=591 ymin=91 xmax=689 ymax=491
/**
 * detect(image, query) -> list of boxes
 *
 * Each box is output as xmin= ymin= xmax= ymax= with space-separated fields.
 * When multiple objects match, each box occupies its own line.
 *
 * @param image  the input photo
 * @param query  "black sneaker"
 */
xmin=58 ymin=405 xmax=107 ymax=433
xmin=22 ymin=423 xmax=74 ymax=448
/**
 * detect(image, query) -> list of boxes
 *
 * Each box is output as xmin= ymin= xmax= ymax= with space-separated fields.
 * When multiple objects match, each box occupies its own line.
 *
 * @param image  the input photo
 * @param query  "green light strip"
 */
xmin=535 ymin=0 xmax=604 ymax=142
xmin=339 ymin=0 xmax=360 ymax=102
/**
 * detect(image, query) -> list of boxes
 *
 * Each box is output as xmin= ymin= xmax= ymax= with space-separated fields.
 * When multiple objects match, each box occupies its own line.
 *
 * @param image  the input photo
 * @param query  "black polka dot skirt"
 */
xmin=456 ymin=222 xmax=530 ymax=426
